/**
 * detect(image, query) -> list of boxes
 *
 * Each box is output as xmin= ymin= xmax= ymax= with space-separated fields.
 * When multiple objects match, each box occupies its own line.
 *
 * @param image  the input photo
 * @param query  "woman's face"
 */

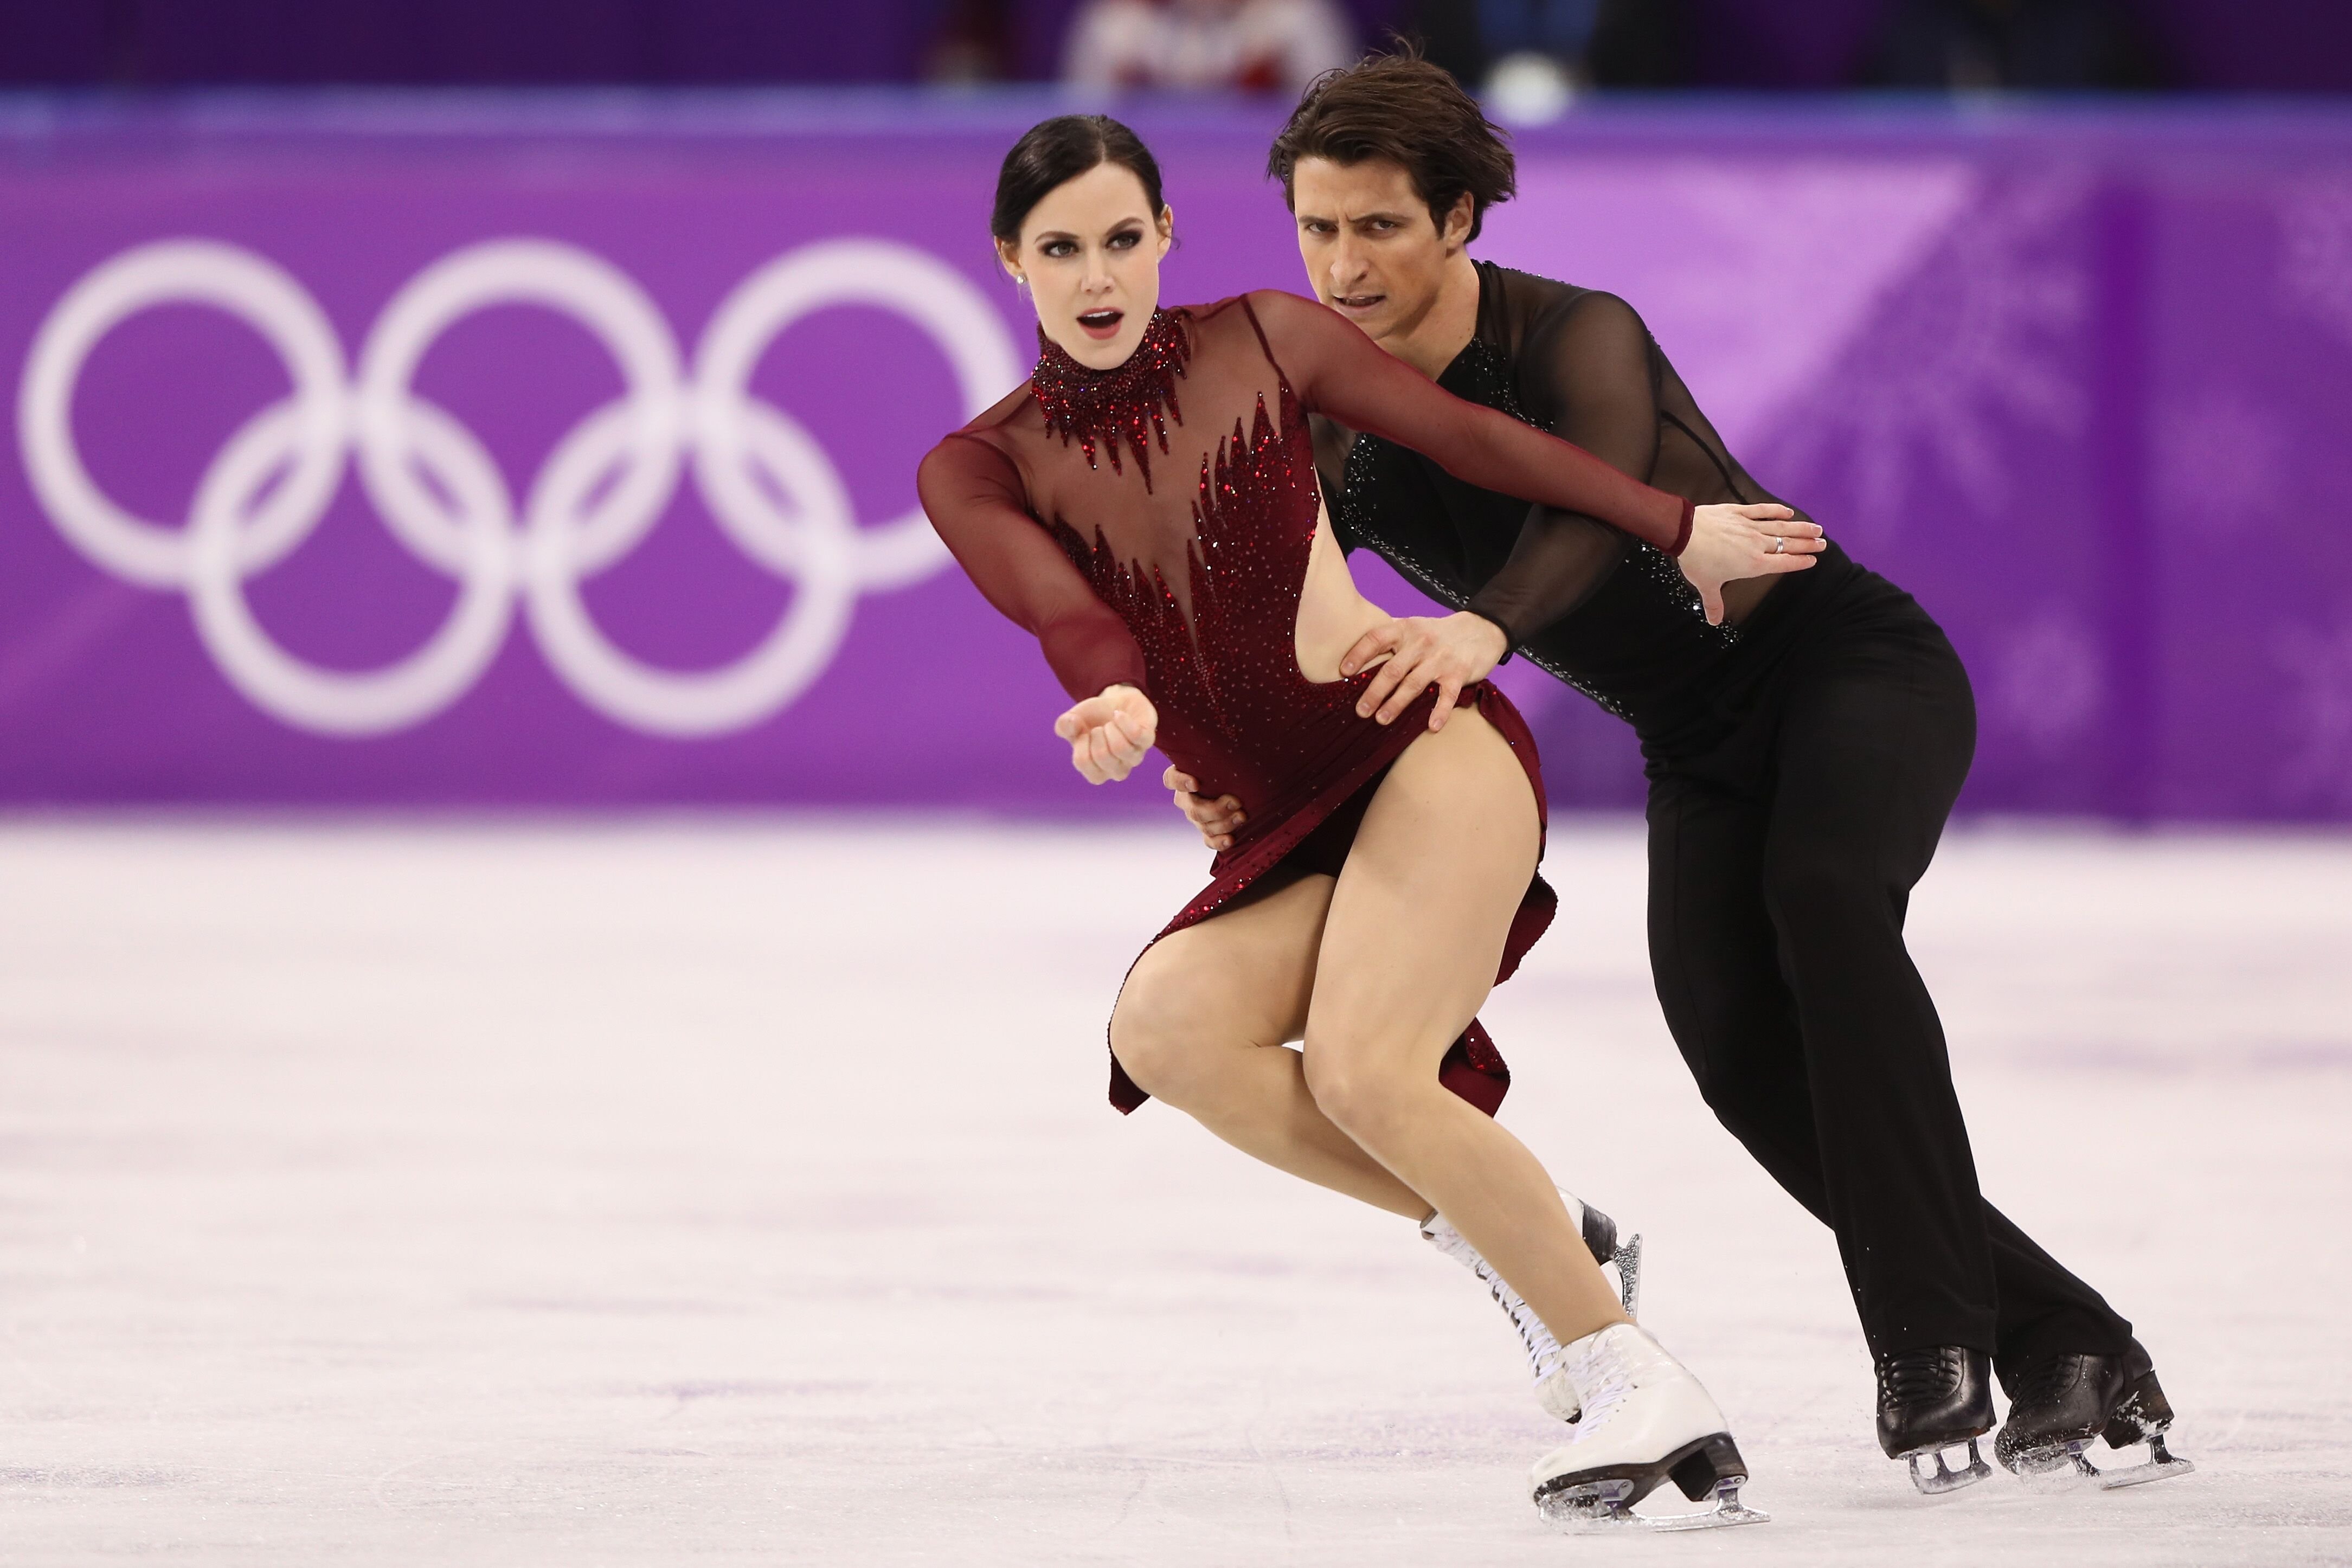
xmin=999 ymin=161 xmax=1173 ymax=371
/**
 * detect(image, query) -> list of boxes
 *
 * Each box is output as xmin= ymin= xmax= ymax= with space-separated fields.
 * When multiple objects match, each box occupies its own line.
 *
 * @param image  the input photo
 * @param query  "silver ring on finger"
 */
xmin=1770 ymin=535 xmax=1784 ymax=554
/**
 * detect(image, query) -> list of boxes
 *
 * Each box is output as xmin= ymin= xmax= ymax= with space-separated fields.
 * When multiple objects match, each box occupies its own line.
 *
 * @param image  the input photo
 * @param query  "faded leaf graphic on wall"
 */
xmin=2273 ymin=618 xmax=2352 ymax=811
xmin=2280 ymin=182 xmax=2352 ymax=348
xmin=1991 ymin=607 xmax=2104 ymax=756
xmin=1757 ymin=178 xmax=2088 ymax=535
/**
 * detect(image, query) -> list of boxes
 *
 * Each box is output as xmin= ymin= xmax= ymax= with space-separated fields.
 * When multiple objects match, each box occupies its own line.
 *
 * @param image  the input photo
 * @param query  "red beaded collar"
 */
xmin=1031 ymin=309 xmax=1190 ymax=491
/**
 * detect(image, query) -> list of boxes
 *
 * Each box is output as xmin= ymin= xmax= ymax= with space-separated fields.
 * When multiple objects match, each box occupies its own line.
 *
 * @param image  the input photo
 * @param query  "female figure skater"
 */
xmin=916 ymin=115 xmax=1817 ymax=1528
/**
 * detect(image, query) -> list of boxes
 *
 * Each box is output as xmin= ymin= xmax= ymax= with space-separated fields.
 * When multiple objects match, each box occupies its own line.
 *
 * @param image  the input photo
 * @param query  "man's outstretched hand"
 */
xmin=1166 ymin=766 xmax=1244 ymax=851
xmin=1679 ymin=503 xmax=1825 ymax=625
xmin=1336 ymin=611 xmax=1509 ymax=730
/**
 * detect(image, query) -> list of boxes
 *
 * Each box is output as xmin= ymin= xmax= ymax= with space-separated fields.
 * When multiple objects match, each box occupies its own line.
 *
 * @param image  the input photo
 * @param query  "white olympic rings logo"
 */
xmin=17 ymin=237 xmax=1019 ymax=736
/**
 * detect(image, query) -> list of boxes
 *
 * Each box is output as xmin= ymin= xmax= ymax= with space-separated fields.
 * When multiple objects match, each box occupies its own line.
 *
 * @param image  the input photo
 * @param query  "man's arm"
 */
xmin=1469 ymin=290 xmax=1824 ymax=635
xmin=1340 ymin=292 xmax=1666 ymax=728
xmin=1461 ymin=291 xmax=1669 ymax=647
xmin=1341 ymin=291 xmax=1822 ymax=724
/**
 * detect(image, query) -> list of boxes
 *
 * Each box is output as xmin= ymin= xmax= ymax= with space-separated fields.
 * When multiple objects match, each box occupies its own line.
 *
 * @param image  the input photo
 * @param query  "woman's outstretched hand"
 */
xmin=1338 ymin=611 xmax=1509 ymax=730
xmin=1055 ymin=684 xmax=1158 ymax=783
xmin=1678 ymin=504 xmax=1825 ymax=625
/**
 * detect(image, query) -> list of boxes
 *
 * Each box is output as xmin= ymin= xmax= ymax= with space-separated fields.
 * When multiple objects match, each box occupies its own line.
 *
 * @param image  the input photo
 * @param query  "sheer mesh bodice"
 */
xmin=920 ymin=288 xmax=1700 ymax=1117
xmin=918 ymin=288 xmax=1692 ymax=815
xmin=1325 ymin=262 xmax=1866 ymax=760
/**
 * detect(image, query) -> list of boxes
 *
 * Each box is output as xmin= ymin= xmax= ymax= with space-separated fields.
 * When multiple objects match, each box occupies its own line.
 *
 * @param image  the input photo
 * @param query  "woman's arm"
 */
xmin=918 ymin=434 xmax=1149 ymax=702
xmin=1247 ymin=288 xmax=1693 ymax=555
xmin=918 ymin=434 xmax=1159 ymax=782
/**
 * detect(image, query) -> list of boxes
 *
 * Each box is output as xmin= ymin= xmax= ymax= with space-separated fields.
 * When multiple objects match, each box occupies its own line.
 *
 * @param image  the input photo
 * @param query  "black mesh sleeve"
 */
xmin=1464 ymin=291 xmax=1667 ymax=650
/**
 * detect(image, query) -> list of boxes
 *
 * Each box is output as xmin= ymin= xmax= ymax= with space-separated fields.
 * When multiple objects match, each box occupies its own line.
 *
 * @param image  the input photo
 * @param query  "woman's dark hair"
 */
xmin=1267 ymin=50 xmax=1516 ymax=243
xmin=991 ymin=114 xmax=1168 ymax=243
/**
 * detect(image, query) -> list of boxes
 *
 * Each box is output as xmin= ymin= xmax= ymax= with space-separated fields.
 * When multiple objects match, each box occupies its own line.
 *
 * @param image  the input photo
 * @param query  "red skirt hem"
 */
xmin=1107 ymin=680 xmax=1556 ymax=1116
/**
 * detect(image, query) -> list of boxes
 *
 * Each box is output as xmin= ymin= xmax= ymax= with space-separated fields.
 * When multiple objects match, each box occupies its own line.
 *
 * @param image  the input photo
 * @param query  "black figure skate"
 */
xmin=1996 ymin=1343 xmax=2193 ymax=1488
xmin=1876 ymin=1346 xmax=1996 ymax=1495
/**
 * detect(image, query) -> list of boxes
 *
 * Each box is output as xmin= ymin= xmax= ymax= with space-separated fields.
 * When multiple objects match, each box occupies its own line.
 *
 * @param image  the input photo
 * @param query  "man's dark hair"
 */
xmin=1267 ymin=50 xmax=1516 ymax=243
xmin=991 ymin=114 xmax=1166 ymax=242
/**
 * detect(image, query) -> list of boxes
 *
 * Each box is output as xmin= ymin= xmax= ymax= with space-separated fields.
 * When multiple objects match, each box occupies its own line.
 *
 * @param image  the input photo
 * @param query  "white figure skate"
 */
xmin=1528 ymin=1323 xmax=1769 ymax=1531
xmin=1418 ymin=1187 xmax=1642 ymax=1396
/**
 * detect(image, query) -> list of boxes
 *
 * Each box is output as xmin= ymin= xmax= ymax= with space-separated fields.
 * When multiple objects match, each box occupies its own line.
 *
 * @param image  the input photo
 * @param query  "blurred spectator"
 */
xmin=1477 ymin=0 xmax=1598 ymax=118
xmin=1862 ymin=0 xmax=2168 ymax=91
xmin=1063 ymin=0 xmax=1355 ymax=92
xmin=1585 ymin=0 xmax=1689 ymax=87
xmin=1405 ymin=0 xmax=1689 ymax=112
xmin=1480 ymin=0 xmax=1601 ymax=70
xmin=928 ymin=0 xmax=1014 ymax=81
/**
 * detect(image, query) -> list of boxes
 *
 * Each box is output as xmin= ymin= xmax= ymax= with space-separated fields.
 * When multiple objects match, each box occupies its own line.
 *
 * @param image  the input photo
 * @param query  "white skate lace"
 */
xmin=1548 ymin=1326 xmax=1638 ymax=1446
xmin=1419 ymin=1212 xmax=1567 ymax=1386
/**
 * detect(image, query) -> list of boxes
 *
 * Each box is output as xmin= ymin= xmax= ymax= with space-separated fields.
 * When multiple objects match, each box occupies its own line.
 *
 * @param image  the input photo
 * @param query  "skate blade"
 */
xmin=1612 ymin=1233 xmax=1643 ymax=1320
xmin=1905 ymin=1438 xmax=1994 ymax=1496
xmin=2098 ymin=1436 xmax=2195 ymax=1490
xmin=1644 ymin=1490 xmax=1771 ymax=1532
xmin=1539 ymin=1479 xmax=1769 ymax=1533
xmin=2010 ymin=1438 xmax=2105 ymax=1492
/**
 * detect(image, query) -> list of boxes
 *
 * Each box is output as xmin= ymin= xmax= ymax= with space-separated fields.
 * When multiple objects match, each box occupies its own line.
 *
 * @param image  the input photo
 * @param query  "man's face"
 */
xmin=1290 ymin=155 xmax=1466 ymax=342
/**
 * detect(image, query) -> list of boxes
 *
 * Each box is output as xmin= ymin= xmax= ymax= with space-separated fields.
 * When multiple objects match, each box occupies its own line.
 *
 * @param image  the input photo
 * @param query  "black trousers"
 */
xmin=1644 ymin=593 xmax=2135 ymax=1373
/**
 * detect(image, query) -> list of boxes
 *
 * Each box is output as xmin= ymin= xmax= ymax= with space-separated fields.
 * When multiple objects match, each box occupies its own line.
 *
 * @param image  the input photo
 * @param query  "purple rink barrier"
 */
xmin=1 ymin=94 xmax=2349 ymax=820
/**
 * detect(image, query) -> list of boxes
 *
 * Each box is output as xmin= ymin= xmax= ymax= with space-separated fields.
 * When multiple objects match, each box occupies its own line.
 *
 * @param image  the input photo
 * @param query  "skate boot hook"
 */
xmin=1530 ymin=1323 xmax=1769 ymax=1532
xmin=1875 ymin=1345 xmax=1996 ymax=1495
xmin=1996 ymin=1344 xmax=2194 ymax=1489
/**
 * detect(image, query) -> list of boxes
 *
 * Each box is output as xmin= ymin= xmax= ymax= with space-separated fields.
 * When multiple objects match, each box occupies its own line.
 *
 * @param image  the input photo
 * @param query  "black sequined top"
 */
xmin=1325 ymin=261 xmax=1866 ymax=764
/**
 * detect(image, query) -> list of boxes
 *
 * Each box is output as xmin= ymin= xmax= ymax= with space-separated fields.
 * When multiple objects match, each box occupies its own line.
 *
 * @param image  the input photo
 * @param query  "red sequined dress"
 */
xmin=917 ymin=292 xmax=1694 ymax=1115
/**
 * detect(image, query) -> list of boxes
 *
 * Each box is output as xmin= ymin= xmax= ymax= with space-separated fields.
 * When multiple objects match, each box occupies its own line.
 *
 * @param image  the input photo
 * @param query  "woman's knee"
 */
xmin=1108 ymin=955 xmax=1252 ymax=1108
xmin=1299 ymin=1044 xmax=1417 ymax=1145
xmin=1108 ymin=975 xmax=1195 ymax=1105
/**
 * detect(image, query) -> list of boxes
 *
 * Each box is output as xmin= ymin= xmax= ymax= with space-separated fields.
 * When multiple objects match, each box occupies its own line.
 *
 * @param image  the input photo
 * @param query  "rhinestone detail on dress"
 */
xmin=1031 ymin=311 xmax=1190 ymax=491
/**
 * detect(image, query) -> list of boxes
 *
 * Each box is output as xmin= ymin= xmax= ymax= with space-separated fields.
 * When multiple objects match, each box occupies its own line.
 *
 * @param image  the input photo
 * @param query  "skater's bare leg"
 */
xmin=1305 ymin=708 xmax=1630 ymax=1346
xmin=1110 ymin=873 xmax=1429 ymax=1220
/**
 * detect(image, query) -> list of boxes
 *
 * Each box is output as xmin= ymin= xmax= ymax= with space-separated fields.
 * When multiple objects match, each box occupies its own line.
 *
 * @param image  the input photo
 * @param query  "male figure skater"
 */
xmin=1165 ymin=52 xmax=2189 ymax=1494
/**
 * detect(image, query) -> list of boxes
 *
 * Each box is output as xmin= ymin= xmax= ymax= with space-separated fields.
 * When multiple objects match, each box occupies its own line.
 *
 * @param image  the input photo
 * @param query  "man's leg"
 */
xmin=1650 ymin=693 xmax=2136 ymax=1367
xmin=1756 ymin=622 xmax=1996 ymax=1355
xmin=1756 ymin=618 xmax=2136 ymax=1372
xmin=1646 ymin=729 xmax=2145 ymax=1373
xmin=1984 ymin=1205 xmax=2137 ymax=1381
xmin=1646 ymin=773 xmax=1841 ymax=1225
xmin=1768 ymin=623 xmax=2174 ymax=1479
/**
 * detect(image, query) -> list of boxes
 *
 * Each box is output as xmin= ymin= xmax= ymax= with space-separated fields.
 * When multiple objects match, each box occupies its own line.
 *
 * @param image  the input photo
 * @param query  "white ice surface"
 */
xmin=0 ymin=817 xmax=2346 ymax=1566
